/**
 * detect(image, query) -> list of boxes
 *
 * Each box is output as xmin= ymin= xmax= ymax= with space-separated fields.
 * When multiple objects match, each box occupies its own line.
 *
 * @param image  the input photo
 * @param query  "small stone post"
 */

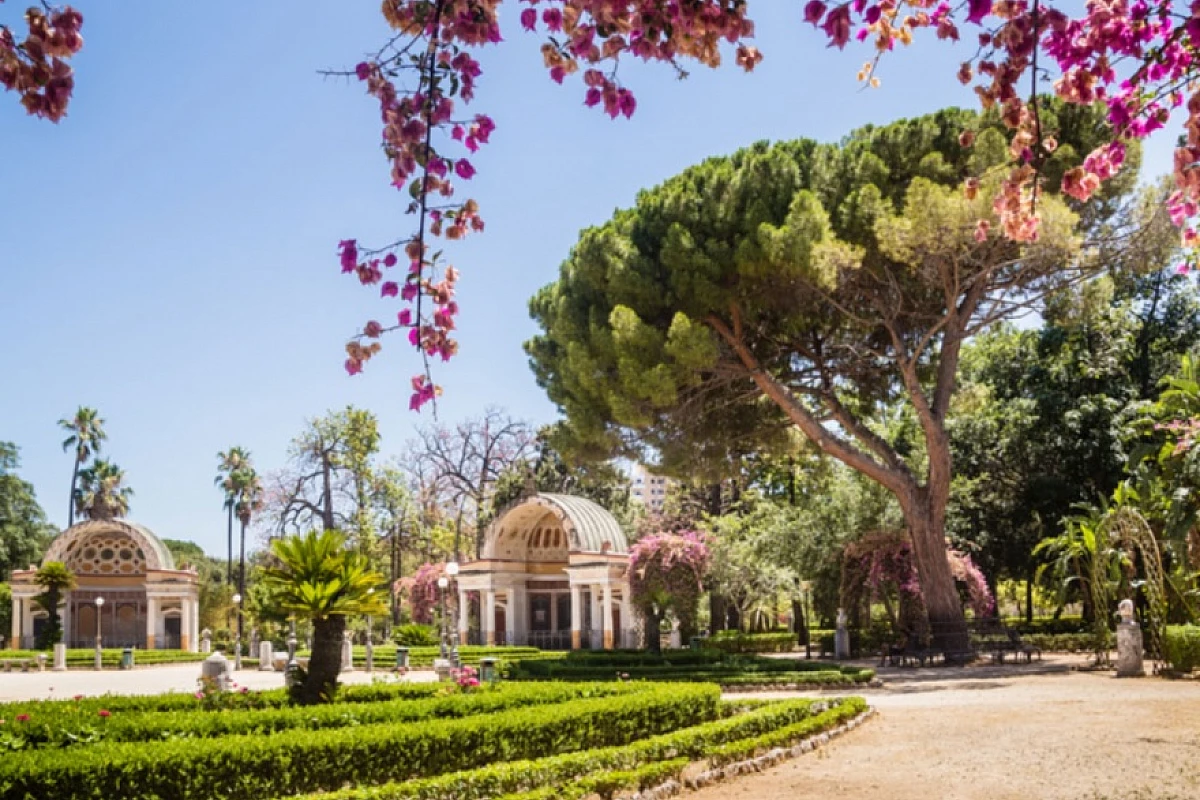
xmin=1115 ymin=598 xmax=1145 ymax=677
xmin=201 ymin=651 xmax=230 ymax=691
xmin=835 ymin=608 xmax=851 ymax=660
xmin=249 ymin=628 xmax=260 ymax=659
xmin=341 ymin=630 xmax=355 ymax=672
xmin=259 ymin=640 xmax=274 ymax=671
xmin=200 ymin=629 xmax=212 ymax=654
xmin=52 ymin=642 xmax=67 ymax=672
xmin=365 ymin=616 xmax=375 ymax=673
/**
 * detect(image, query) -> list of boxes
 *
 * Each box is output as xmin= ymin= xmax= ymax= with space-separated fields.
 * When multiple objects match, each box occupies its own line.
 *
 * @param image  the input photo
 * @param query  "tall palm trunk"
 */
xmin=226 ymin=504 xmax=234 ymax=585
xmin=301 ymin=615 xmax=345 ymax=704
xmin=238 ymin=517 xmax=247 ymax=655
xmin=68 ymin=458 xmax=80 ymax=527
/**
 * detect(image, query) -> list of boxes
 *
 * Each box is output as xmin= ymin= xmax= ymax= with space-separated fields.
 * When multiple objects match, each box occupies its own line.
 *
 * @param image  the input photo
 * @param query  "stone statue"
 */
xmin=341 ymin=629 xmax=355 ymax=672
xmin=199 ymin=628 xmax=212 ymax=654
xmin=1117 ymin=598 xmax=1135 ymax=623
xmin=834 ymin=608 xmax=850 ymax=660
xmin=1115 ymin=597 xmax=1144 ymax=677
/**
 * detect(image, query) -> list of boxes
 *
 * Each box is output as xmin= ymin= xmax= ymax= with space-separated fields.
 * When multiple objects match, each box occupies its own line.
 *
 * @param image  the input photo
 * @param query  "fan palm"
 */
xmin=215 ymin=447 xmax=250 ymax=584
xmin=59 ymin=407 xmax=106 ymax=527
xmin=262 ymin=529 xmax=386 ymax=704
xmin=34 ymin=561 xmax=76 ymax=648
xmin=233 ymin=466 xmax=263 ymax=649
xmin=74 ymin=459 xmax=133 ymax=521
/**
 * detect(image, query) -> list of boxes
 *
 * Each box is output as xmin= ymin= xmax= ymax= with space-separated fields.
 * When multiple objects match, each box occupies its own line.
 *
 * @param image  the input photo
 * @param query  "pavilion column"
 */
xmin=483 ymin=590 xmax=496 ymax=646
xmin=602 ymin=583 xmax=614 ymax=650
xmin=192 ymin=597 xmax=201 ymax=652
xmin=457 ymin=590 xmax=469 ymax=645
xmin=10 ymin=596 xmax=20 ymax=649
xmin=180 ymin=597 xmax=192 ymax=652
xmin=21 ymin=598 xmax=34 ymax=642
xmin=619 ymin=587 xmax=632 ymax=649
xmin=569 ymin=584 xmax=582 ymax=650
xmin=505 ymin=588 xmax=517 ymax=647
xmin=590 ymin=585 xmax=603 ymax=649
xmin=145 ymin=597 xmax=157 ymax=650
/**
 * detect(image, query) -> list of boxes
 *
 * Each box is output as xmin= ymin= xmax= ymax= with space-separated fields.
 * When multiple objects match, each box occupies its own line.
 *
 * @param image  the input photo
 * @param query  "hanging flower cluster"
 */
xmin=396 ymin=561 xmax=455 ymax=624
xmin=628 ymin=530 xmax=712 ymax=622
xmin=0 ymin=2 xmax=83 ymax=121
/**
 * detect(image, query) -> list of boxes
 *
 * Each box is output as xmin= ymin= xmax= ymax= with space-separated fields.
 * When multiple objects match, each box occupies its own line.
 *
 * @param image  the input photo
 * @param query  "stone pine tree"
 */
xmin=527 ymin=104 xmax=1140 ymax=649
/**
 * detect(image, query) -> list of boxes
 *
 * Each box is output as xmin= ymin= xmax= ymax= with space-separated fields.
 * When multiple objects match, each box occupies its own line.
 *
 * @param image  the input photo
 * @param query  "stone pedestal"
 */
xmin=1116 ymin=620 xmax=1145 ymax=677
xmin=835 ymin=608 xmax=851 ymax=660
xmin=249 ymin=629 xmax=260 ymax=659
xmin=340 ymin=631 xmax=355 ymax=672
xmin=433 ymin=657 xmax=452 ymax=681
xmin=52 ymin=643 xmax=66 ymax=672
xmin=200 ymin=629 xmax=212 ymax=654
xmin=259 ymin=641 xmax=274 ymax=671
xmin=201 ymin=652 xmax=230 ymax=690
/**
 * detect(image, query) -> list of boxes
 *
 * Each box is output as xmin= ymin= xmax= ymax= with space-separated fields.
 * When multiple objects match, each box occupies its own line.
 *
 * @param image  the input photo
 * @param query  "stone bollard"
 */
xmin=36 ymin=653 xmax=47 ymax=672
xmin=200 ymin=629 xmax=212 ymax=654
xmin=341 ymin=631 xmax=355 ymax=672
xmin=52 ymin=643 xmax=67 ymax=672
xmin=835 ymin=608 xmax=851 ymax=660
xmin=249 ymin=629 xmax=260 ymax=660
xmin=1116 ymin=599 xmax=1145 ymax=677
xmin=201 ymin=651 xmax=230 ymax=691
xmin=433 ymin=657 xmax=452 ymax=682
xmin=259 ymin=641 xmax=275 ymax=671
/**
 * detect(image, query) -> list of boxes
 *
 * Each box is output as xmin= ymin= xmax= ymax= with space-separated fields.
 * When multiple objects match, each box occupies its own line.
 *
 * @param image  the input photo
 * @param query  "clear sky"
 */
xmin=0 ymin=2 xmax=1178 ymax=559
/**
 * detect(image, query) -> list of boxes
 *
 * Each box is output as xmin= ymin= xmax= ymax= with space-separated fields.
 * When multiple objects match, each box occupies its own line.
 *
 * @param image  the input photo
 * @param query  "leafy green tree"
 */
xmin=705 ymin=509 xmax=795 ymax=631
xmin=58 ymin=406 xmax=106 ymax=527
xmin=74 ymin=459 xmax=132 ymax=521
xmin=528 ymin=106 xmax=1127 ymax=643
xmin=33 ymin=561 xmax=75 ymax=648
xmin=0 ymin=442 xmax=54 ymax=581
xmin=261 ymin=530 xmax=386 ymax=704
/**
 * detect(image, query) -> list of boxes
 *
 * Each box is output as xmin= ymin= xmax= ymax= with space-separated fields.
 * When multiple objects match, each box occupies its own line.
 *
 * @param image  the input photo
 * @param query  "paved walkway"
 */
xmin=0 ymin=663 xmax=438 ymax=702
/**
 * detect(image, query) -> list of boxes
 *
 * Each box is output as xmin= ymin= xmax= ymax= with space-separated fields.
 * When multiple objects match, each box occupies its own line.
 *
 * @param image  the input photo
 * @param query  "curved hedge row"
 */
xmin=510 ymin=652 xmax=873 ymax=685
xmin=0 ymin=683 xmax=720 ymax=800
xmin=0 ymin=683 xmax=641 ymax=751
xmin=297 ymin=696 xmax=867 ymax=800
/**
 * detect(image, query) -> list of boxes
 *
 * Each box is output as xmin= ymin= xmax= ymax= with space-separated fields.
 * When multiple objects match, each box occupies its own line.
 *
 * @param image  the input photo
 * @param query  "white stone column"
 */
xmin=590 ymin=585 xmax=603 ymax=649
xmin=181 ymin=597 xmax=192 ymax=652
xmin=505 ymin=588 xmax=517 ymax=646
xmin=569 ymin=584 xmax=582 ymax=650
xmin=602 ymin=583 xmax=614 ymax=649
xmin=10 ymin=596 xmax=20 ymax=648
xmin=145 ymin=597 xmax=158 ymax=650
xmin=21 ymin=598 xmax=34 ymax=642
xmin=192 ymin=598 xmax=201 ymax=652
xmin=619 ymin=586 xmax=633 ymax=648
xmin=457 ymin=589 xmax=469 ymax=644
xmin=483 ymin=590 xmax=496 ymax=646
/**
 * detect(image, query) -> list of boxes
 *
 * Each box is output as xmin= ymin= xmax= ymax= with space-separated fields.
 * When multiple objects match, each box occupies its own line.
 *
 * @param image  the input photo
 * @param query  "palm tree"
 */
xmin=74 ymin=459 xmax=133 ymax=521
xmin=34 ymin=561 xmax=76 ymax=648
xmin=59 ymin=407 xmax=107 ymax=527
xmin=215 ymin=447 xmax=250 ymax=584
xmin=233 ymin=466 xmax=263 ymax=656
xmin=261 ymin=530 xmax=386 ymax=704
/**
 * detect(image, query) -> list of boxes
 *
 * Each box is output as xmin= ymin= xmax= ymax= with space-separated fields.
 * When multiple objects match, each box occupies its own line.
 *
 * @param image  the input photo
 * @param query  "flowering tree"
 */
xmin=340 ymin=1 xmax=1200 ymax=413
xmin=1 ymin=2 xmax=82 ymax=121
xmin=398 ymin=560 xmax=455 ymax=624
xmin=628 ymin=530 xmax=711 ymax=652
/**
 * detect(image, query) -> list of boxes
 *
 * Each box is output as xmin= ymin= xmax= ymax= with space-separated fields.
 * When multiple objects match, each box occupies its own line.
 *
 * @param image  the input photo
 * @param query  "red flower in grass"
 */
xmin=15 ymin=714 xmax=30 ymax=723
xmin=98 ymin=709 xmax=111 ymax=718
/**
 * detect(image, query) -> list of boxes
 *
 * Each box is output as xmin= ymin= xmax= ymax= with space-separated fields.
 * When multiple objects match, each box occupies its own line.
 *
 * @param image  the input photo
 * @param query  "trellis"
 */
xmin=1097 ymin=507 xmax=1168 ymax=672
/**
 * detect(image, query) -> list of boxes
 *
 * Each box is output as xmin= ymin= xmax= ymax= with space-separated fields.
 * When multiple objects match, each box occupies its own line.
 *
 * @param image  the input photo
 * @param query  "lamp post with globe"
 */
xmin=93 ymin=596 xmax=105 ymax=670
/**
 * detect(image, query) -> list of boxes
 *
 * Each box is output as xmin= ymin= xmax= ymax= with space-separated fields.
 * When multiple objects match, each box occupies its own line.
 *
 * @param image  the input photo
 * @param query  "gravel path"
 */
xmin=698 ymin=663 xmax=1200 ymax=800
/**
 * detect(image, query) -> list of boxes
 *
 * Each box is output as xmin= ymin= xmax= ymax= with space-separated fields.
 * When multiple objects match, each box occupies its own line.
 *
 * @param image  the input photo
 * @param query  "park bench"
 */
xmin=0 ymin=658 xmax=36 ymax=672
xmin=1003 ymin=629 xmax=1042 ymax=663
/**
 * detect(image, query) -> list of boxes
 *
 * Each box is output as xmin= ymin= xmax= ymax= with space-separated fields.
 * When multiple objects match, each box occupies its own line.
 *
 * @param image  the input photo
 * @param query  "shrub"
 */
xmin=706 ymin=697 xmax=868 ymax=765
xmin=393 ymin=624 xmax=438 ymax=647
xmin=704 ymin=632 xmax=796 ymax=654
xmin=1164 ymin=625 xmax=1200 ymax=673
xmin=0 ymin=684 xmax=720 ymax=800
xmin=509 ymin=651 xmax=872 ymax=685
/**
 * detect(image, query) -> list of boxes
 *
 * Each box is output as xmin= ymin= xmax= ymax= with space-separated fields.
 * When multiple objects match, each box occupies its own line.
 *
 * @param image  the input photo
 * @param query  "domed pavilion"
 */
xmin=456 ymin=493 xmax=636 ymax=650
xmin=8 ymin=519 xmax=201 ymax=651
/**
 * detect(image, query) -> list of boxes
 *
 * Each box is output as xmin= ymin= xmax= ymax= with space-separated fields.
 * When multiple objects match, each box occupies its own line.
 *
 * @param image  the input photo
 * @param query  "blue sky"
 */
xmin=0 ymin=2 xmax=1178 ymax=559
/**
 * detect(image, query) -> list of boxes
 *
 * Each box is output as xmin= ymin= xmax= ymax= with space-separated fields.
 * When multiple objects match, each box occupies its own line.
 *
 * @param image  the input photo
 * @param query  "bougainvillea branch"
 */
xmin=0 ymin=2 xmax=83 ymax=121
xmin=344 ymin=1 xmax=1200 ymax=408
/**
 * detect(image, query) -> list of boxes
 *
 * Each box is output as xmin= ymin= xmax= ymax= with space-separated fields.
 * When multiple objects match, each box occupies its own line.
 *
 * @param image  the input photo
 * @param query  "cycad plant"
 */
xmin=34 ymin=561 xmax=76 ymax=648
xmin=261 ymin=530 xmax=386 ymax=704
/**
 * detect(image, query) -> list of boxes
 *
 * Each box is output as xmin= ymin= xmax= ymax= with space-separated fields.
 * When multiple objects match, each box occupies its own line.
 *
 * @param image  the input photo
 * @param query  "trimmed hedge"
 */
xmin=1 ymin=649 xmax=208 ymax=667
xmin=495 ymin=759 xmax=689 ymax=800
xmin=510 ymin=651 xmax=873 ymax=685
xmin=704 ymin=632 xmax=796 ymax=654
xmin=299 ymin=696 xmax=860 ymax=800
xmin=706 ymin=698 xmax=868 ymax=765
xmin=0 ymin=683 xmax=720 ymax=800
xmin=0 ymin=682 xmax=640 ymax=751
xmin=1165 ymin=625 xmax=1200 ymax=673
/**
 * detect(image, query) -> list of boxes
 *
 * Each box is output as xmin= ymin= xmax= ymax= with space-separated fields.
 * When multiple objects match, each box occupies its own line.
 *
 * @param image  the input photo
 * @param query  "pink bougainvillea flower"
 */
xmin=381 ymin=281 xmax=399 ymax=298
xmin=520 ymin=8 xmax=537 ymax=30
xmin=398 ymin=308 xmax=412 ymax=326
xmin=383 ymin=253 xmax=398 ymax=268
xmin=804 ymin=1 xmax=827 ymax=25
xmin=355 ymin=62 xmax=371 ymax=81
xmin=965 ymin=0 xmax=992 ymax=24
xmin=455 ymin=159 xmax=476 ymax=179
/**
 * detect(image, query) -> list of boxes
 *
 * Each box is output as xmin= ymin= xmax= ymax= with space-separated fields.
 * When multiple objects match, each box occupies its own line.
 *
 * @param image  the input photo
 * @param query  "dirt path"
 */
xmin=695 ymin=666 xmax=1200 ymax=800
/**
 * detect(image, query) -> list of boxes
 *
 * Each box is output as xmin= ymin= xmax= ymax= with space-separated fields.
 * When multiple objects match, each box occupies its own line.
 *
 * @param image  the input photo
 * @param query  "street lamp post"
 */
xmin=93 ymin=596 xmax=105 ymax=670
xmin=445 ymin=562 xmax=459 ymax=667
xmin=232 ymin=593 xmax=243 ymax=670
xmin=365 ymin=588 xmax=375 ymax=673
xmin=437 ymin=576 xmax=449 ymax=659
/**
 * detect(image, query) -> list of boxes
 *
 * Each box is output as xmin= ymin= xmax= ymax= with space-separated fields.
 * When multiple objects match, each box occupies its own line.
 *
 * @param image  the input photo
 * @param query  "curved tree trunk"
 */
xmin=300 ymin=615 xmax=345 ymax=704
xmin=906 ymin=500 xmax=968 ymax=656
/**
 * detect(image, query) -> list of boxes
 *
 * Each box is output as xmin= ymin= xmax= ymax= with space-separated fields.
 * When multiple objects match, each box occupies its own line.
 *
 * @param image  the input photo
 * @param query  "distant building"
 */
xmin=630 ymin=464 xmax=673 ymax=513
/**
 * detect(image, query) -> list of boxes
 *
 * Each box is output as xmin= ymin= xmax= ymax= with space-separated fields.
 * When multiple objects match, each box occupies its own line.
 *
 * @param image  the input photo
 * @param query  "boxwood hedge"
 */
xmin=0 ymin=683 xmax=720 ymax=800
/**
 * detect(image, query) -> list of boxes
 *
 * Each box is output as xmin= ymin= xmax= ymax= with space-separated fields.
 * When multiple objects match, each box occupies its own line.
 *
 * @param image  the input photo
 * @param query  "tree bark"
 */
xmin=320 ymin=457 xmax=335 ymax=531
xmin=644 ymin=609 xmax=662 ymax=654
xmin=68 ymin=458 xmax=79 ymax=528
xmin=1025 ymin=568 xmax=1035 ymax=626
xmin=226 ymin=504 xmax=234 ymax=586
xmin=709 ymin=592 xmax=725 ymax=636
xmin=300 ymin=615 xmax=345 ymax=704
xmin=906 ymin=498 xmax=969 ymax=655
